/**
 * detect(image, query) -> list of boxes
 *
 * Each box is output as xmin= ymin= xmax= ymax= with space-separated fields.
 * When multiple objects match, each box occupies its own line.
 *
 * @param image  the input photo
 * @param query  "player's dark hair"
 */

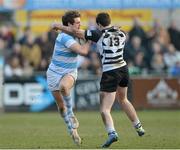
xmin=96 ymin=12 xmax=111 ymax=27
xmin=62 ymin=10 xmax=81 ymax=26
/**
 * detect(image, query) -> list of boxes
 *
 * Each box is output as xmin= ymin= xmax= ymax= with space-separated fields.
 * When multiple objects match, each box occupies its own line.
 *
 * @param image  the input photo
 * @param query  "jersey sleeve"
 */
xmin=84 ymin=29 xmax=102 ymax=43
xmin=60 ymin=34 xmax=77 ymax=48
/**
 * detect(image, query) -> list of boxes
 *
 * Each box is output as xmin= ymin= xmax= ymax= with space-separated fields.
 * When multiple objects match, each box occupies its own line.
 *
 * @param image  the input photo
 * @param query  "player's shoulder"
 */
xmin=85 ymin=29 xmax=102 ymax=42
xmin=119 ymin=29 xmax=126 ymax=35
xmin=104 ymin=26 xmax=125 ymax=34
xmin=105 ymin=27 xmax=127 ymax=39
xmin=57 ymin=32 xmax=74 ymax=43
xmin=86 ymin=29 xmax=102 ymax=36
xmin=118 ymin=29 xmax=126 ymax=37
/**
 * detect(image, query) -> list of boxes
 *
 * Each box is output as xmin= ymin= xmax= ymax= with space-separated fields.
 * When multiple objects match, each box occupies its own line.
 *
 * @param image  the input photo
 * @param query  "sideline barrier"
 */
xmin=132 ymin=77 xmax=180 ymax=109
xmin=2 ymin=75 xmax=180 ymax=112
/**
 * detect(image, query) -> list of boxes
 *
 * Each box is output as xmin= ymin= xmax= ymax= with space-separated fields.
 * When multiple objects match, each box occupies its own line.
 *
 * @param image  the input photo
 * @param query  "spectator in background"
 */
xmin=164 ymin=44 xmax=180 ymax=69
xmin=127 ymin=61 xmax=141 ymax=75
xmin=36 ymin=58 xmax=49 ymax=72
xmin=147 ymin=41 xmax=166 ymax=70
xmin=149 ymin=19 xmax=170 ymax=48
xmin=21 ymin=34 xmax=41 ymax=69
xmin=36 ymin=32 xmax=53 ymax=61
xmin=169 ymin=60 xmax=180 ymax=76
xmin=125 ymin=36 xmax=146 ymax=63
xmin=168 ymin=20 xmax=180 ymax=51
xmin=11 ymin=43 xmax=24 ymax=67
xmin=35 ymin=32 xmax=53 ymax=71
xmin=23 ymin=59 xmax=33 ymax=77
xmin=0 ymin=25 xmax=15 ymax=49
xmin=151 ymin=52 xmax=167 ymax=75
xmin=4 ymin=55 xmax=23 ymax=77
xmin=18 ymin=26 xmax=31 ymax=45
xmin=129 ymin=17 xmax=147 ymax=46
xmin=134 ymin=51 xmax=147 ymax=74
xmin=5 ymin=42 xmax=33 ymax=77
xmin=147 ymin=19 xmax=161 ymax=39
xmin=47 ymin=29 xmax=58 ymax=46
xmin=156 ymin=26 xmax=170 ymax=48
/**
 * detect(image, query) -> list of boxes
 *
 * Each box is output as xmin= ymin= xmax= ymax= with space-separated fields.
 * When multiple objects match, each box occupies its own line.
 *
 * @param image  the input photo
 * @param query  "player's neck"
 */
xmin=100 ymin=25 xmax=111 ymax=31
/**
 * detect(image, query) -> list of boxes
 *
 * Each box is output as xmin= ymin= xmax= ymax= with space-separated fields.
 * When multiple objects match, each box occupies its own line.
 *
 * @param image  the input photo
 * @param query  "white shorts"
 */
xmin=46 ymin=69 xmax=77 ymax=91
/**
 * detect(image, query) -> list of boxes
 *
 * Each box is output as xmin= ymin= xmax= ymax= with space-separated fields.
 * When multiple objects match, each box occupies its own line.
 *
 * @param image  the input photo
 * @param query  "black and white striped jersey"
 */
xmin=85 ymin=26 xmax=127 ymax=72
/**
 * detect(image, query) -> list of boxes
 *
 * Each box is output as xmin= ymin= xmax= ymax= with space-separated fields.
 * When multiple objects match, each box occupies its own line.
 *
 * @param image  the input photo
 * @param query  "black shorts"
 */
xmin=100 ymin=65 xmax=129 ymax=92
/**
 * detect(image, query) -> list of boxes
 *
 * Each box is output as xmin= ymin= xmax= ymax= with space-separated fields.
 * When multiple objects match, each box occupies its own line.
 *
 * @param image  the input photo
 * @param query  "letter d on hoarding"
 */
xmin=4 ymin=84 xmax=24 ymax=106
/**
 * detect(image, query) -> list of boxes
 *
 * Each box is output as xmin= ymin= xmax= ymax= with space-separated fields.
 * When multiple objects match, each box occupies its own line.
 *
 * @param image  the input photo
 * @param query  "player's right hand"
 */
xmin=51 ymin=22 xmax=61 ymax=31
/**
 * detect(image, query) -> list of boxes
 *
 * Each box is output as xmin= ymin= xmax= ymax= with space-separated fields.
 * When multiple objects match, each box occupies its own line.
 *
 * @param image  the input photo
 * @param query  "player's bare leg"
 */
xmin=60 ymin=74 xmax=79 ymax=129
xmin=100 ymin=91 xmax=118 ymax=148
xmin=116 ymin=86 xmax=145 ymax=136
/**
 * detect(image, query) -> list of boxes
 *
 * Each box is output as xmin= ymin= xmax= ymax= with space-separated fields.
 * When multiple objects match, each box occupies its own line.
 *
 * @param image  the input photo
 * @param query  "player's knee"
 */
xmin=100 ymin=109 xmax=110 ymax=116
xmin=100 ymin=110 xmax=105 ymax=117
xmin=60 ymin=85 xmax=69 ymax=95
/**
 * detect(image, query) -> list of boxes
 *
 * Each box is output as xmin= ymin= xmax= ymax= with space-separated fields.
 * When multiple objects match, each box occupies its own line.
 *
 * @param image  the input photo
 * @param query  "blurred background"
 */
xmin=0 ymin=0 xmax=180 ymax=112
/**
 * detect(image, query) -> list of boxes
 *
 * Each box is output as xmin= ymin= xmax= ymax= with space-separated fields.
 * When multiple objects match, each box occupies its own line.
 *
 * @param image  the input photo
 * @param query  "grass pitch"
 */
xmin=0 ymin=110 xmax=180 ymax=149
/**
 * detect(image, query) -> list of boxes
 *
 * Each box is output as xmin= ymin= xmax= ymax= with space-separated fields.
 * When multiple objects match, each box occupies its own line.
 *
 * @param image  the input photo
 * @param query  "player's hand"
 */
xmin=51 ymin=22 xmax=61 ymax=31
xmin=71 ymin=26 xmax=78 ymax=34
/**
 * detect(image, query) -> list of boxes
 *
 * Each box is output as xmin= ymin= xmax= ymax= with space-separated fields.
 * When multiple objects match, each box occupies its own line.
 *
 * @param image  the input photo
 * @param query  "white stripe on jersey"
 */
xmin=47 ymin=33 xmax=78 ymax=75
xmin=103 ymin=62 xmax=126 ymax=72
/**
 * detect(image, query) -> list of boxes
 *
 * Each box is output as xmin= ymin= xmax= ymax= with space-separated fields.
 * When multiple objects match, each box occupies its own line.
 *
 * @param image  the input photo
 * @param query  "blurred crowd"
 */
xmin=0 ymin=18 xmax=180 ymax=78
xmin=125 ymin=18 xmax=180 ymax=77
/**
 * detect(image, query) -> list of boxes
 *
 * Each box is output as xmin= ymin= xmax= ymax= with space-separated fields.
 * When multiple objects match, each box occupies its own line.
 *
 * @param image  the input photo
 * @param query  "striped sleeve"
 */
xmin=61 ymin=34 xmax=77 ymax=48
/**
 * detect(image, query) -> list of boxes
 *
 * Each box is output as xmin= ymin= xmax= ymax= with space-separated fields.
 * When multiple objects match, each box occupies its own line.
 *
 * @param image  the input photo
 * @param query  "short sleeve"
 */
xmin=60 ymin=33 xmax=77 ymax=48
xmin=85 ymin=30 xmax=102 ymax=43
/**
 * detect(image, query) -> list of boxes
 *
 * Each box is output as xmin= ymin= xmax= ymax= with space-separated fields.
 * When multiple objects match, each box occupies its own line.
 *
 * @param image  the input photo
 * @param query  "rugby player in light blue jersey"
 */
xmin=46 ymin=10 xmax=91 ymax=145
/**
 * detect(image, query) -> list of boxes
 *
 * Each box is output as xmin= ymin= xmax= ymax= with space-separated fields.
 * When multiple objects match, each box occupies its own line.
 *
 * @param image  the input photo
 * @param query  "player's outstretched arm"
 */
xmin=51 ymin=22 xmax=85 ymax=39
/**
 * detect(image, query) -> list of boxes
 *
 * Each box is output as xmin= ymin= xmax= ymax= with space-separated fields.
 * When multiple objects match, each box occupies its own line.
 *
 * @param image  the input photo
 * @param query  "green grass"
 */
xmin=0 ymin=110 xmax=180 ymax=149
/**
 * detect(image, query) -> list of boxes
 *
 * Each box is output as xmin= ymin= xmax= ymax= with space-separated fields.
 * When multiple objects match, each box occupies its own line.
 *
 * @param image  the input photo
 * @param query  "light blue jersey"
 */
xmin=48 ymin=32 xmax=78 ymax=75
xmin=47 ymin=33 xmax=78 ymax=91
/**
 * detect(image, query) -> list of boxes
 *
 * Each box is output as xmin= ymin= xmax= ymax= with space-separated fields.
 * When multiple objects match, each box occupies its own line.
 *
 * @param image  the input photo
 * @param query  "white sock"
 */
xmin=133 ymin=120 xmax=141 ymax=129
xmin=63 ymin=95 xmax=74 ymax=117
xmin=106 ymin=126 xmax=116 ymax=134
